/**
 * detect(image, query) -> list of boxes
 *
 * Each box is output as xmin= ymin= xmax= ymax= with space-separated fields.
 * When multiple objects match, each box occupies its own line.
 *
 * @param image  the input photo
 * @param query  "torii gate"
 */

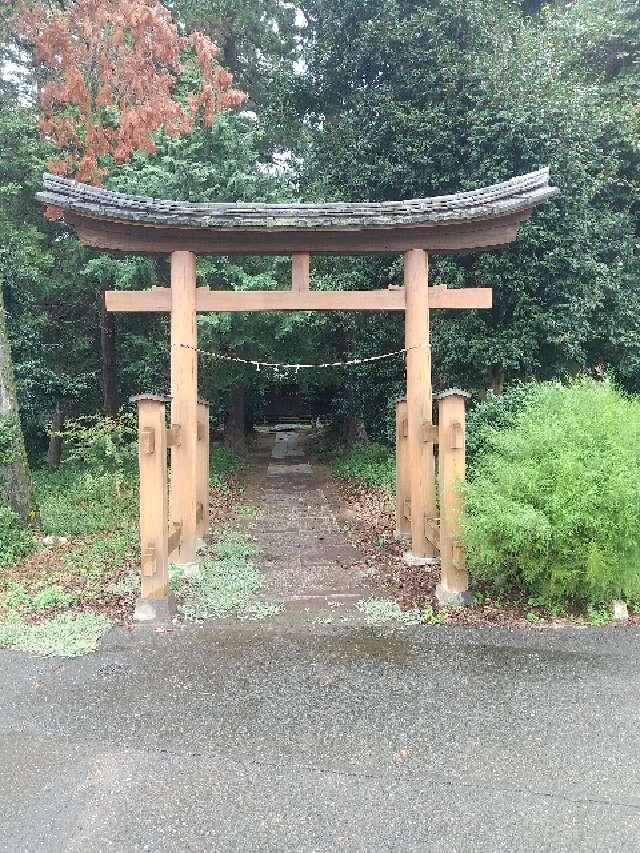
xmin=39 ymin=168 xmax=556 ymax=619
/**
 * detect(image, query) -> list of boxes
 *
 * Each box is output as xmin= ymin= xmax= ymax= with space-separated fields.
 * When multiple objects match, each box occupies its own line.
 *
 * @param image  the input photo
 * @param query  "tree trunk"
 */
xmin=340 ymin=415 xmax=369 ymax=446
xmin=224 ymin=386 xmax=246 ymax=455
xmin=100 ymin=295 xmax=119 ymax=418
xmin=489 ymin=366 xmax=505 ymax=396
xmin=47 ymin=401 xmax=63 ymax=470
xmin=0 ymin=287 xmax=36 ymax=523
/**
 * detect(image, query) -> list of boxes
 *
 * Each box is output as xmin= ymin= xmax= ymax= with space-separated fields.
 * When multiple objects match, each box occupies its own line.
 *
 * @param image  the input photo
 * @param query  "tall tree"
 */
xmin=14 ymin=0 xmax=246 ymax=183
xmin=293 ymin=0 xmax=640 ymax=438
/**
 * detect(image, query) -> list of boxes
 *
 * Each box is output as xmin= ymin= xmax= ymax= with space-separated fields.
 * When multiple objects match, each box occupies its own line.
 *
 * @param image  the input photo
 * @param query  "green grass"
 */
xmin=34 ymin=463 xmax=138 ymax=536
xmin=176 ymin=532 xmax=281 ymax=621
xmin=0 ymin=506 xmax=36 ymax=569
xmin=333 ymin=443 xmax=396 ymax=491
xmin=0 ymin=612 xmax=112 ymax=657
xmin=355 ymin=598 xmax=449 ymax=625
xmin=210 ymin=445 xmax=245 ymax=490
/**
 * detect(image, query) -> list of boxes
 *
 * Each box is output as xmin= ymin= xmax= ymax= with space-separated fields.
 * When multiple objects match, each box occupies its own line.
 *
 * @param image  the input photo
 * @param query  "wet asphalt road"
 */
xmin=1 ymin=622 xmax=639 ymax=852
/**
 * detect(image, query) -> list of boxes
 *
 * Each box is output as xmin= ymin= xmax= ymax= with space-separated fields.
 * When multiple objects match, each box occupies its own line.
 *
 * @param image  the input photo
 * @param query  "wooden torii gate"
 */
xmin=39 ymin=168 xmax=556 ymax=619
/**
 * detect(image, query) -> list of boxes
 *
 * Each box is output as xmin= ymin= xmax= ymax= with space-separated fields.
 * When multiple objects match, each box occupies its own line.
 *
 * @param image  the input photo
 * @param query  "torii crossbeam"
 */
xmin=39 ymin=168 xmax=557 ymax=614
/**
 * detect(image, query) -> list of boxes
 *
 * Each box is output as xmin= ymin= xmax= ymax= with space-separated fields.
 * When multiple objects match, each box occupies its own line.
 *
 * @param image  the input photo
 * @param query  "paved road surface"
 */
xmin=2 ymin=622 xmax=640 ymax=852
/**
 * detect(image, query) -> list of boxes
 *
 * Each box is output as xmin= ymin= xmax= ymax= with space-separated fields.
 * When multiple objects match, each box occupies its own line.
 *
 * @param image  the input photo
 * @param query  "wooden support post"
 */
xmin=395 ymin=398 xmax=411 ymax=536
xmin=404 ymin=249 xmax=436 ymax=559
xmin=134 ymin=395 xmax=169 ymax=600
xmin=292 ymin=253 xmax=310 ymax=292
xmin=437 ymin=388 xmax=471 ymax=603
xmin=169 ymin=251 xmax=198 ymax=566
xmin=196 ymin=400 xmax=210 ymax=543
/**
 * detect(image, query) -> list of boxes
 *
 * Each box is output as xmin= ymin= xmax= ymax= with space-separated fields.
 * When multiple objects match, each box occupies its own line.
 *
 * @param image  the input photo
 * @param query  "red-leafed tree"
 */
xmin=13 ymin=0 xmax=246 ymax=184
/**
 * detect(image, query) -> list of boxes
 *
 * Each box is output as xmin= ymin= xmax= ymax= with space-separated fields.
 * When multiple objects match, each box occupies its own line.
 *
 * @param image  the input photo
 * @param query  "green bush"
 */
xmin=209 ymin=444 xmax=244 ymax=489
xmin=333 ymin=442 xmax=396 ymax=491
xmin=35 ymin=464 xmax=137 ymax=536
xmin=462 ymin=378 xmax=640 ymax=609
xmin=0 ymin=506 xmax=35 ymax=568
xmin=36 ymin=412 xmax=139 ymax=537
xmin=465 ymin=384 xmax=533 ymax=474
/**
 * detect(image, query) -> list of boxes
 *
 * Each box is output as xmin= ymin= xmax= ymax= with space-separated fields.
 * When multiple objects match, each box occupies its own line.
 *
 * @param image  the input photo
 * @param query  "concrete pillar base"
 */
xmin=133 ymin=593 xmax=176 ymax=623
xmin=435 ymin=584 xmax=472 ymax=607
xmin=180 ymin=561 xmax=202 ymax=579
xmin=403 ymin=552 xmax=439 ymax=568
xmin=613 ymin=600 xmax=629 ymax=622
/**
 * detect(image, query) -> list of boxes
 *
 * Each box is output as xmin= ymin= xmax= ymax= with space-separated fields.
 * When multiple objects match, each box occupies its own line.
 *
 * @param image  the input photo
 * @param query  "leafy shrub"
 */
xmin=36 ymin=412 xmax=139 ymax=537
xmin=462 ymin=378 xmax=640 ymax=609
xmin=35 ymin=464 xmax=137 ymax=536
xmin=209 ymin=444 xmax=244 ymax=489
xmin=0 ymin=506 xmax=35 ymax=568
xmin=31 ymin=585 xmax=77 ymax=611
xmin=61 ymin=411 xmax=137 ymax=474
xmin=333 ymin=443 xmax=396 ymax=491
xmin=465 ymin=383 xmax=533 ymax=474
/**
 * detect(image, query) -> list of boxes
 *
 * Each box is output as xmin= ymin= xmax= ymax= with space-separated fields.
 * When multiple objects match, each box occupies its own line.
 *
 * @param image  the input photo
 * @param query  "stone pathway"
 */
xmin=246 ymin=430 xmax=370 ymax=621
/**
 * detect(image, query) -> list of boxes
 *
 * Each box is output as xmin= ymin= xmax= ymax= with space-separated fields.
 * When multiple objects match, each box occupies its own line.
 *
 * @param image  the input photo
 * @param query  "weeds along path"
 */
xmin=239 ymin=429 xmax=372 ymax=624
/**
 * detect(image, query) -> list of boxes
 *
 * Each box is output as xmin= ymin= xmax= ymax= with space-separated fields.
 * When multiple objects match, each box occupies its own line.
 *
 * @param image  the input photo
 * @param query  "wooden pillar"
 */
xmin=196 ymin=400 xmax=210 ymax=543
xmin=404 ymin=249 xmax=436 ymax=558
xmin=292 ymin=253 xmax=310 ymax=292
xmin=437 ymin=389 xmax=471 ymax=601
xmin=169 ymin=251 xmax=198 ymax=565
xmin=395 ymin=398 xmax=411 ymax=536
xmin=134 ymin=395 xmax=169 ymax=599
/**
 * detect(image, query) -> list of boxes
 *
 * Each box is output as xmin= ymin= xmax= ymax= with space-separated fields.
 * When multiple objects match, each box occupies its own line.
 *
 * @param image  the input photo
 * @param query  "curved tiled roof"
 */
xmin=38 ymin=168 xmax=556 ymax=230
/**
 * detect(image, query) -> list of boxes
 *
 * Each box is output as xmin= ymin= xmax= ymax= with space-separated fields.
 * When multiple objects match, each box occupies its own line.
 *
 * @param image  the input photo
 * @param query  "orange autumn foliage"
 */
xmin=14 ymin=0 xmax=246 ymax=185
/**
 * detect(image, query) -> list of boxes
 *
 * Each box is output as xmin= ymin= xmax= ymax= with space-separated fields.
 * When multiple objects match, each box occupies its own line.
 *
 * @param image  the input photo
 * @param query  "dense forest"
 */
xmin=0 ymin=0 xmax=639 ymax=518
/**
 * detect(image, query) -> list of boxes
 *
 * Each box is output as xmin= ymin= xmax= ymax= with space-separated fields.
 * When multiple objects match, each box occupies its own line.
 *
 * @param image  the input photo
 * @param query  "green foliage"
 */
xmin=466 ymin=384 xmax=533 ymax=473
xmin=35 ymin=414 xmax=138 ymax=536
xmin=586 ymin=604 xmax=613 ymax=626
xmin=31 ymin=585 xmax=78 ymax=611
xmin=0 ymin=506 xmax=35 ymax=568
xmin=0 ymin=612 xmax=112 ymax=657
xmin=178 ymin=532 xmax=280 ymax=621
xmin=1 ymin=582 xmax=78 ymax=614
xmin=35 ymin=464 xmax=137 ymax=536
xmin=209 ymin=444 xmax=244 ymax=489
xmin=462 ymin=378 xmax=640 ymax=609
xmin=60 ymin=411 xmax=137 ymax=474
xmin=356 ymin=598 xmax=442 ymax=625
xmin=333 ymin=443 xmax=395 ymax=491
xmin=0 ymin=413 xmax=20 ymax=466
xmin=63 ymin=528 xmax=138 ymax=595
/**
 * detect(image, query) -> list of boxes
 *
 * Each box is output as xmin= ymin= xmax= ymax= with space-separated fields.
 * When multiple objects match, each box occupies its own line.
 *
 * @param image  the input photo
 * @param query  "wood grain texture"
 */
xmin=196 ymin=401 xmax=210 ymax=542
xmin=292 ymin=254 xmax=310 ymax=292
xmin=168 ymin=251 xmax=198 ymax=566
xmin=395 ymin=400 xmax=411 ymax=536
xmin=136 ymin=398 xmax=168 ymax=599
xmin=438 ymin=391 xmax=469 ymax=594
xmin=404 ymin=249 xmax=437 ymax=558
xmin=104 ymin=287 xmax=492 ymax=313
xmin=39 ymin=169 xmax=556 ymax=229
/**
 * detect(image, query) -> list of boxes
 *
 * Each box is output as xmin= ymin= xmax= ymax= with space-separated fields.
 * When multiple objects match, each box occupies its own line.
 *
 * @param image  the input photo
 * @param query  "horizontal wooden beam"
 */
xmin=106 ymin=286 xmax=492 ymax=313
xmin=105 ymin=287 xmax=171 ymax=312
